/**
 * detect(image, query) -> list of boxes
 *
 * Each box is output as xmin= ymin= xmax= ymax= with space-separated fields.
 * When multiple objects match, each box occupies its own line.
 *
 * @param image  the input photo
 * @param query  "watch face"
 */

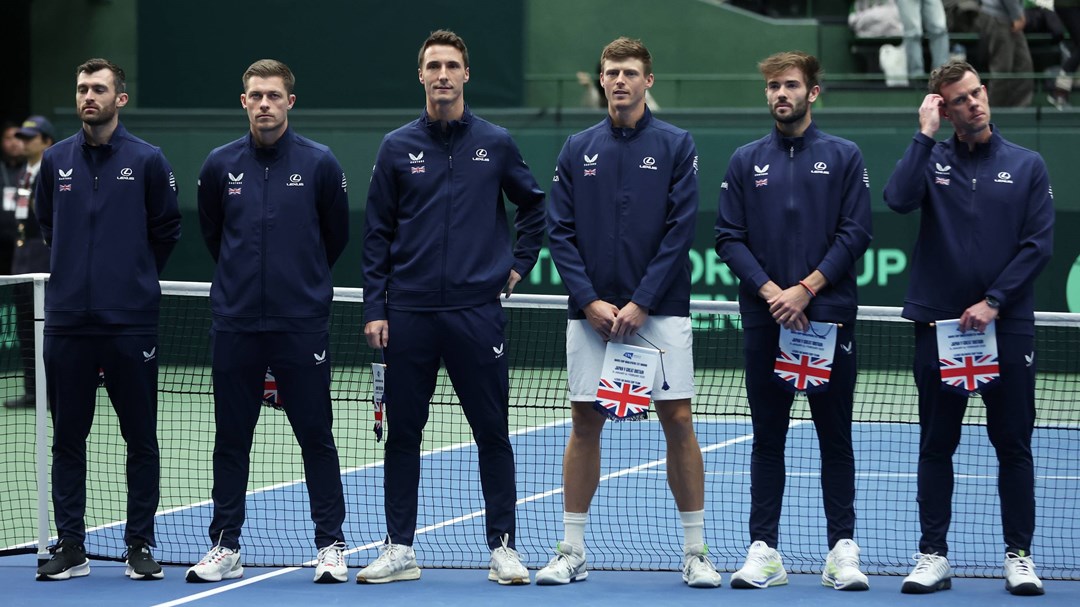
xmin=986 ymin=296 xmax=1000 ymax=309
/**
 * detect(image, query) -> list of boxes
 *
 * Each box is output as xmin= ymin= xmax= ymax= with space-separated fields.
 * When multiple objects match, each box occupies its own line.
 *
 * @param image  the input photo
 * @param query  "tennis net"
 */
xmin=1 ymin=276 xmax=1078 ymax=578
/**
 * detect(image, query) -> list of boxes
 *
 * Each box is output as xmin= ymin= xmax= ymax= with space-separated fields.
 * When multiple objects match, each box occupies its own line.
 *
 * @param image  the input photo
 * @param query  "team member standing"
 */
xmin=715 ymin=51 xmax=872 ymax=591
xmin=359 ymin=29 xmax=544 ymax=586
xmin=34 ymin=58 xmax=182 ymax=581
xmin=187 ymin=59 xmax=350 ymax=584
xmin=540 ymin=37 xmax=722 ymax=589
xmin=884 ymin=60 xmax=1053 ymax=596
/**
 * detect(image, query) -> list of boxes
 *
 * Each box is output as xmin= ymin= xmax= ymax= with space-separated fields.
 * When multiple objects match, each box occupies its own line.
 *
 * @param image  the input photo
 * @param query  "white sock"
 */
xmin=680 ymin=510 xmax=705 ymax=553
xmin=563 ymin=511 xmax=588 ymax=550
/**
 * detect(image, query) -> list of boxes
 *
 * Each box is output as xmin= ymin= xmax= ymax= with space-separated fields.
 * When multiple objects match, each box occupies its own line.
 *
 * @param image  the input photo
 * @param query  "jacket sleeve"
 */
xmin=318 ymin=151 xmax=350 ymax=269
xmin=146 ymin=151 xmax=182 ymax=273
xmin=986 ymin=157 xmax=1054 ymax=308
xmin=362 ymin=137 xmax=398 ymax=322
xmin=715 ymin=151 xmax=771 ymax=291
xmin=500 ymin=134 xmax=546 ymax=277
xmin=197 ymin=155 xmax=224 ymax=263
xmin=630 ymin=133 xmax=698 ymax=310
xmin=884 ymin=133 xmax=935 ymax=214
xmin=34 ymin=152 xmax=55 ymax=247
xmin=816 ymin=146 xmax=873 ymax=287
xmin=546 ymin=136 xmax=600 ymax=307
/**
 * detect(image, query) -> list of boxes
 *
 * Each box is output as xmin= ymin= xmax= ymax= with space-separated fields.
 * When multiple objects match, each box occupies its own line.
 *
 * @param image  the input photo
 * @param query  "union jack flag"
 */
xmin=935 ymin=177 xmax=950 ymax=186
xmin=373 ymin=398 xmax=385 ymax=442
xmin=755 ymin=178 xmax=768 ymax=188
xmin=939 ymin=354 xmax=1000 ymax=393
xmin=774 ymin=351 xmax=832 ymax=392
xmin=263 ymin=368 xmax=284 ymax=409
xmin=595 ymin=378 xmax=651 ymax=421
xmin=584 ymin=168 xmax=597 ymax=176
xmin=411 ymin=166 xmax=426 ymax=174
xmin=228 ymin=187 xmax=242 ymax=195
xmin=59 ymin=184 xmax=72 ymax=191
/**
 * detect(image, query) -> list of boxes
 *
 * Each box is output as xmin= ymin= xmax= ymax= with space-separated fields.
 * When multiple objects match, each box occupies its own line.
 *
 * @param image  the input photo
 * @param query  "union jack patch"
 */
xmin=228 ymin=187 xmax=242 ymax=195
xmin=59 ymin=184 xmax=72 ymax=192
xmin=584 ymin=168 xmax=597 ymax=176
xmin=411 ymin=166 xmax=426 ymax=174
xmin=935 ymin=177 xmax=950 ymax=186
xmin=755 ymin=178 xmax=768 ymax=188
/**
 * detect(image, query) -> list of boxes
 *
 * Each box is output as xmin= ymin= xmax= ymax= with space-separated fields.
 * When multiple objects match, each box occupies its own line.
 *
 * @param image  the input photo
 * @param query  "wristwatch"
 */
xmin=985 ymin=295 xmax=1001 ymax=309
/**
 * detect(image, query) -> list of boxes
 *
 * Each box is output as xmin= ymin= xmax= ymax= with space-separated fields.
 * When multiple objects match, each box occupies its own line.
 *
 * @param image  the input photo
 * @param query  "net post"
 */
xmin=33 ymin=274 xmax=49 ymax=564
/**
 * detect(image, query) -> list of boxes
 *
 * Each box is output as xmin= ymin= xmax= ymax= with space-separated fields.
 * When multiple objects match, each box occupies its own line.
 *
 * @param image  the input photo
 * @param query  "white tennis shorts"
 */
xmin=566 ymin=315 xmax=694 ymax=402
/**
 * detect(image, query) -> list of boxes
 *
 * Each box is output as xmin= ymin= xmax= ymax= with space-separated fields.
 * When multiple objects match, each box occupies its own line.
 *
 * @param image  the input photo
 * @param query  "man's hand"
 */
xmin=768 ymin=284 xmax=812 ymax=331
xmin=959 ymin=300 xmax=999 ymax=333
xmin=919 ymin=94 xmax=944 ymax=138
xmin=364 ymin=320 xmax=389 ymax=349
xmin=583 ymin=300 xmax=619 ymax=340
xmin=611 ymin=302 xmax=648 ymax=338
xmin=503 ymin=269 xmax=522 ymax=298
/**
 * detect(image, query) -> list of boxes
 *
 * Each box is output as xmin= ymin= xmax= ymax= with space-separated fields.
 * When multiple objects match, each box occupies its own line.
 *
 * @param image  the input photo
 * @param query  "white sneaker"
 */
xmin=186 ymin=546 xmax=243 ymax=583
xmin=1004 ymin=552 xmax=1045 ymax=596
xmin=901 ymin=552 xmax=951 ymax=594
xmin=821 ymin=539 xmax=869 ymax=590
xmin=489 ymin=534 xmax=530 ymax=585
xmin=313 ymin=541 xmax=347 ymax=583
xmin=730 ymin=541 xmax=788 ymax=589
xmin=355 ymin=541 xmax=420 ymax=584
xmin=682 ymin=543 xmax=722 ymax=588
xmin=535 ymin=542 xmax=588 ymax=585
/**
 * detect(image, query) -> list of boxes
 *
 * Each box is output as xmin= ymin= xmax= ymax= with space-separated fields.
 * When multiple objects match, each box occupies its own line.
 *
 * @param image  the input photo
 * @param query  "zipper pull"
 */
xmin=449 ymin=155 xmax=453 ymax=169
xmin=265 ymin=167 xmax=269 ymax=180
xmin=789 ymin=146 xmax=794 ymax=159
xmin=94 ymin=176 xmax=98 ymax=191
xmin=971 ymin=178 xmax=976 ymax=191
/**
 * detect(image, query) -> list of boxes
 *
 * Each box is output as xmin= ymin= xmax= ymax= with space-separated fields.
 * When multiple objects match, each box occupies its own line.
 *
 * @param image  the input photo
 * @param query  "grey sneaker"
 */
xmin=536 ymin=542 xmax=587 ymax=585
xmin=356 ymin=541 xmax=420 ymax=584
xmin=901 ymin=552 xmax=950 ymax=594
xmin=488 ymin=534 xmax=529 ymax=585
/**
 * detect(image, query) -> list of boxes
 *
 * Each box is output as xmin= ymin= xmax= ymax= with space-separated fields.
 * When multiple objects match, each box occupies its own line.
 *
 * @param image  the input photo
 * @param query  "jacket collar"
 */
xmin=421 ymin=105 xmax=473 ymax=136
xmin=246 ymin=126 xmax=295 ymax=157
xmin=949 ymin=123 xmax=1002 ymax=159
xmin=607 ymin=105 xmax=653 ymax=140
xmin=769 ymin=121 xmax=819 ymax=152
xmin=77 ymin=121 xmax=128 ymax=152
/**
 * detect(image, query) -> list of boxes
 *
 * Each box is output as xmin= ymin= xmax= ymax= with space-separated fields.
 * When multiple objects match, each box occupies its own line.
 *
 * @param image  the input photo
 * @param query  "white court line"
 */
xmin=149 ymin=418 xmax=773 ymax=605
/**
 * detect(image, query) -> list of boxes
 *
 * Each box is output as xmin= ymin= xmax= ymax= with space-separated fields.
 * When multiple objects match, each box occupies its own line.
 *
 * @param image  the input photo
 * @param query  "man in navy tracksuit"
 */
xmin=359 ymin=30 xmax=543 ymax=586
xmin=715 ymin=52 xmax=872 ymax=591
xmin=187 ymin=60 xmax=350 ymax=585
xmin=884 ymin=60 xmax=1054 ymax=596
xmin=34 ymin=58 xmax=181 ymax=581
xmin=539 ymin=37 xmax=721 ymax=589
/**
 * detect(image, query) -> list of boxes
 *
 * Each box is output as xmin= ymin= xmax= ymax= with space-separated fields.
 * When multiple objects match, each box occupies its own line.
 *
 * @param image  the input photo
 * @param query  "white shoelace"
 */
xmin=911 ymin=552 xmax=944 ymax=574
xmin=1006 ymin=553 xmax=1035 ymax=575
xmin=318 ymin=542 xmax=346 ymax=567
xmin=198 ymin=546 xmax=234 ymax=566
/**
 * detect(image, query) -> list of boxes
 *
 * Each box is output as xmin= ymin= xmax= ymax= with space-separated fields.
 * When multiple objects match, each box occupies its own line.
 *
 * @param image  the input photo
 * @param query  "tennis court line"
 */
xmin=150 ymin=419 xmax=767 ymax=605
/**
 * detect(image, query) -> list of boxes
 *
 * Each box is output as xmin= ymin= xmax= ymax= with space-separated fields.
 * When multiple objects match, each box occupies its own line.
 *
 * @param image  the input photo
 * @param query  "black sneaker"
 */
xmin=125 ymin=542 xmax=164 ymax=580
xmin=36 ymin=539 xmax=90 ymax=581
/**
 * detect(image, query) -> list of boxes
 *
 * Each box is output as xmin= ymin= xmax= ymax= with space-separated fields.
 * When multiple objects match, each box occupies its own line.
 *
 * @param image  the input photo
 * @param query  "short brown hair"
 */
xmin=928 ymin=59 xmax=979 ymax=95
xmin=600 ymin=37 xmax=653 ymax=76
xmin=758 ymin=51 xmax=822 ymax=91
xmin=77 ymin=58 xmax=126 ymax=94
xmin=243 ymin=59 xmax=295 ymax=95
xmin=418 ymin=30 xmax=469 ymax=69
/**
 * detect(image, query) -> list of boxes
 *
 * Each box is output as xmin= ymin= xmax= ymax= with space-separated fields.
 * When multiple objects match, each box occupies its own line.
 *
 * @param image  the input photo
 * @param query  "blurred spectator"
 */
xmin=850 ymin=0 xmax=905 ymax=37
xmin=977 ymin=0 xmax=1034 ymax=106
xmin=1049 ymin=0 xmax=1080 ymax=108
xmin=898 ymin=1 xmax=951 ymax=75
xmin=1 ymin=121 xmax=26 ymax=275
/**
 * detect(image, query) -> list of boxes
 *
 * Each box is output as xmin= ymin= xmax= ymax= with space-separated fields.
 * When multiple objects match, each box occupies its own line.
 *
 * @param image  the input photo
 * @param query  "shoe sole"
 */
xmin=356 ymin=567 xmax=421 ymax=584
xmin=185 ymin=567 xmax=244 ymax=583
xmin=126 ymin=565 xmax=165 ymax=580
xmin=536 ymin=570 xmax=588 ymax=585
xmin=1006 ymin=581 xmax=1045 ymax=596
xmin=822 ymin=573 xmax=869 ymax=591
xmin=36 ymin=561 xmax=90 ymax=581
xmin=901 ymin=578 xmax=951 ymax=594
xmin=730 ymin=574 xmax=788 ymax=589
xmin=314 ymin=570 xmax=348 ymax=584
xmin=488 ymin=571 xmax=530 ymax=585
xmin=684 ymin=576 xmax=722 ymax=588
